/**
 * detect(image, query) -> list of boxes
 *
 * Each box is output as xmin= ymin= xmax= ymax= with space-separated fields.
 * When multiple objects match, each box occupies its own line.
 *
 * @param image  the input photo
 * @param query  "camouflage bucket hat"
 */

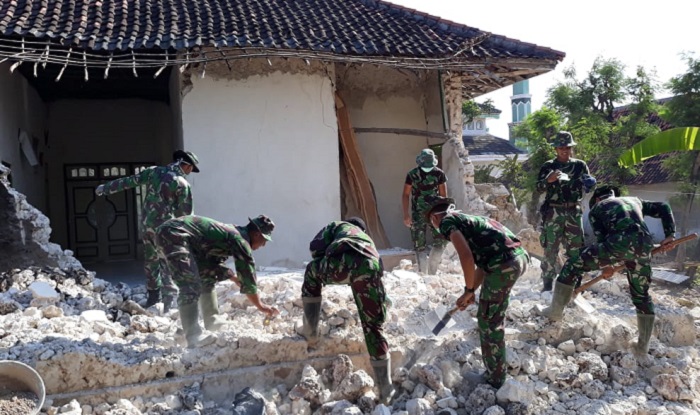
xmin=249 ymin=215 xmax=275 ymax=241
xmin=424 ymin=195 xmax=455 ymax=221
xmin=416 ymin=149 xmax=438 ymax=168
xmin=551 ymin=131 xmax=577 ymax=147
xmin=173 ymin=150 xmax=201 ymax=173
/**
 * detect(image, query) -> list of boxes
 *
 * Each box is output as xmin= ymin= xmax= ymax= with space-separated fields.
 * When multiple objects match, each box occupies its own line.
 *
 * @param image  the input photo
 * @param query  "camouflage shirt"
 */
xmin=438 ymin=212 xmax=525 ymax=272
xmin=590 ymin=197 xmax=675 ymax=242
xmin=309 ymin=221 xmax=382 ymax=270
xmin=536 ymin=158 xmax=590 ymax=204
xmin=103 ymin=162 xmax=193 ymax=229
xmin=405 ymin=167 xmax=447 ymax=213
xmin=160 ymin=215 xmax=259 ymax=294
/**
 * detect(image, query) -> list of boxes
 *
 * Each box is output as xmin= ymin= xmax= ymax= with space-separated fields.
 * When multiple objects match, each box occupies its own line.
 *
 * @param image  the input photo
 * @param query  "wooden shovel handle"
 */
xmin=574 ymin=233 xmax=698 ymax=294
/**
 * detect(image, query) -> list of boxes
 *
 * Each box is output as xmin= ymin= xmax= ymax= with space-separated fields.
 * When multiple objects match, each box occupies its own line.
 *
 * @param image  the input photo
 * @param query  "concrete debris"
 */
xmin=1 ymin=180 xmax=700 ymax=415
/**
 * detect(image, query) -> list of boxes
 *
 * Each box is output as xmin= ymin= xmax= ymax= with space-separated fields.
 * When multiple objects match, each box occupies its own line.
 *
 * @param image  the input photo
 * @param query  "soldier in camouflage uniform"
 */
xmin=299 ymin=217 xmax=395 ymax=403
xmin=95 ymin=150 xmax=200 ymax=308
xmin=541 ymin=185 xmax=675 ymax=356
xmin=536 ymin=132 xmax=596 ymax=291
xmin=402 ymin=148 xmax=448 ymax=274
xmin=156 ymin=214 xmax=278 ymax=348
xmin=426 ymin=196 xmax=529 ymax=388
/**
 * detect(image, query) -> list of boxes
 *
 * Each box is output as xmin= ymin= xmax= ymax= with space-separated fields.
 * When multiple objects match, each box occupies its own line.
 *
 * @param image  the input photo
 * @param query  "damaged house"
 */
xmin=0 ymin=0 xmax=564 ymax=269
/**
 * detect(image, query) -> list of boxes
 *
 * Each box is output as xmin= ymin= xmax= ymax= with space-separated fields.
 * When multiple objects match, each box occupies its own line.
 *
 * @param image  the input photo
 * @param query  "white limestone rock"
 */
xmin=496 ymin=378 xmax=534 ymax=405
xmin=405 ymin=398 xmax=433 ymax=415
xmin=651 ymin=374 xmax=684 ymax=401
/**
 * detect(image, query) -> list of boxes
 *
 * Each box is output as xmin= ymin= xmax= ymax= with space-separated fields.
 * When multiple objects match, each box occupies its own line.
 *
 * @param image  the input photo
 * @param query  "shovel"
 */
xmin=431 ymin=306 xmax=461 ymax=335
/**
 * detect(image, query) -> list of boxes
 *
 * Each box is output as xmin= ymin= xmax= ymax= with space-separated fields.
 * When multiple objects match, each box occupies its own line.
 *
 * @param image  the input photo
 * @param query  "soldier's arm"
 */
xmin=536 ymin=162 xmax=554 ymax=193
xmin=309 ymin=223 xmax=334 ymax=259
xmin=449 ymin=230 xmax=478 ymax=309
xmin=102 ymin=168 xmax=151 ymax=195
xmin=173 ymin=179 xmax=194 ymax=217
xmin=641 ymin=200 xmax=676 ymax=238
xmin=589 ymin=209 xmax=605 ymax=242
xmin=438 ymin=183 xmax=447 ymax=198
xmin=402 ymin=181 xmax=412 ymax=226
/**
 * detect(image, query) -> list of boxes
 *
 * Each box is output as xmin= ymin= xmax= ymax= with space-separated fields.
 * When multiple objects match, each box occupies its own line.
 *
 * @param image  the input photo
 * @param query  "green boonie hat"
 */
xmin=248 ymin=215 xmax=275 ymax=241
xmin=423 ymin=195 xmax=456 ymax=220
xmin=416 ymin=149 xmax=438 ymax=168
xmin=551 ymin=131 xmax=577 ymax=147
xmin=589 ymin=184 xmax=621 ymax=209
xmin=173 ymin=150 xmax=201 ymax=173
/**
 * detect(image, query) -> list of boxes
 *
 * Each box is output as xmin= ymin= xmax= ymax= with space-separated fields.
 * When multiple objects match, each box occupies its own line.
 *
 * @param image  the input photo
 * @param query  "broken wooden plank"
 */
xmin=335 ymin=94 xmax=391 ymax=249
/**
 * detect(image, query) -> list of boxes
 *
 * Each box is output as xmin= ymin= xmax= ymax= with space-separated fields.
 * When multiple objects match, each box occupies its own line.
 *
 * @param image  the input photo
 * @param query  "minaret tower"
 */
xmin=508 ymin=80 xmax=532 ymax=146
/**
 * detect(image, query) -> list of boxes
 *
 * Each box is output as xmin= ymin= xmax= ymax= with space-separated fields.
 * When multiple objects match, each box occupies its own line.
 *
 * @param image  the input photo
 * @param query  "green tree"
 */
xmin=546 ymin=58 xmax=660 ymax=187
xmin=462 ymin=98 xmax=496 ymax=125
xmin=661 ymin=55 xmax=700 ymax=221
xmin=498 ymin=57 xmax=661 ymax=226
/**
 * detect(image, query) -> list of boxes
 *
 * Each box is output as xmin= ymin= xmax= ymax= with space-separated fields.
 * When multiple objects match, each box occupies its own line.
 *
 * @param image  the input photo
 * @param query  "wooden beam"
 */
xmin=353 ymin=128 xmax=449 ymax=139
xmin=335 ymin=94 xmax=391 ymax=249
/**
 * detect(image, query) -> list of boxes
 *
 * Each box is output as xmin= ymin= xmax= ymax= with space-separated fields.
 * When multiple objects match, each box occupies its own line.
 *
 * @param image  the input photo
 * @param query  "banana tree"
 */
xmin=619 ymin=127 xmax=700 ymax=262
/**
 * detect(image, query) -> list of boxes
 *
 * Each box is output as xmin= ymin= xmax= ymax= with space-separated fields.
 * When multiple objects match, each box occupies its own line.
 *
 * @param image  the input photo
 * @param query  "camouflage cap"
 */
xmin=173 ymin=150 xmax=200 ymax=173
xmin=416 ymin=149 xmax=438 ymax=168
xmin=589 ymin=184 xmax=621 ymax=209
xmin=248 ymin=215 xmax=275 ymax=241
xmin=551 ymin=131 xmax=577 ymax=147
xmin=423 ymin=195 xmax=456 ymax=220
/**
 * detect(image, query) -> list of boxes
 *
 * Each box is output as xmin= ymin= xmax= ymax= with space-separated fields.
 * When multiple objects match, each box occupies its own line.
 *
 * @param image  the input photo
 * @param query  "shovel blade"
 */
xmin=573 ymin=295 xmax=595 ymax=313
xmin=423 ymin=305 xmax=456 ymax=336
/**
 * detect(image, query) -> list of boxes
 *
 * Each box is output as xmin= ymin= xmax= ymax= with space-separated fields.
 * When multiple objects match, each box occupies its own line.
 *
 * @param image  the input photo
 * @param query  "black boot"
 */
xmin=370 ymin=357 xmax=396 ymax=404
xmin=145 ymin=289 xmax=162 ymax=308
xmin=300 ymin=297 xmax=322 ymax=350
xmin=541 ymin=279 xmax=553 ymax=292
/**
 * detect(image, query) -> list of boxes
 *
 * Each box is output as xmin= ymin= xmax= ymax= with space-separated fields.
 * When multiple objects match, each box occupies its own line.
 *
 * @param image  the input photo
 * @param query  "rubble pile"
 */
xmin=1 ymin=178 xmax=699 ymax=414
xmin=1 ymin=258 xmax=699 ymax=414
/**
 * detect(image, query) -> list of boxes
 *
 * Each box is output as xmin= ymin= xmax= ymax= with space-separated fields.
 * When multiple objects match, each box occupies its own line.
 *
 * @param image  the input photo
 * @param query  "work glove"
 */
xmin=95 ymin=184 xmax=105 ymax=196
xmin=582 ymin=174 xmax=596 ymax=193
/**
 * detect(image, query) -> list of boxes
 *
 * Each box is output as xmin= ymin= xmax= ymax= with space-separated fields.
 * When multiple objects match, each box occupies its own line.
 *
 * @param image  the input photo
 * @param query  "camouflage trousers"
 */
xmin=478 ymin=252 xmax=528 ymax=388
xmin=540 ymin=207 xmax=584 ymax=282
xmin=411 ymin=208 xmax=447 ymax=252
xmin=143 ymin=229 xmax=177 ymax=296
xmin=156 ymin=227 xmax=234 ymax=306
xmin=557 ymin=231 xmax=655 ymax=315
xmin=302 ymin=255 xmax=389 ymax=359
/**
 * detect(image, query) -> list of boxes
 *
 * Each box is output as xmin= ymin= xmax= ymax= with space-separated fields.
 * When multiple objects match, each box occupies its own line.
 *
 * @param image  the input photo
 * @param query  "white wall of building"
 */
xmin=181 ymin=65 xmax=339 ymax=267
xmin=339 ymin=68 xmax=445 ymax=249
xmin=46 ymin=99 xmax=173 ymax=247
xmin=0 ymin=66 xmax=48 ymax=210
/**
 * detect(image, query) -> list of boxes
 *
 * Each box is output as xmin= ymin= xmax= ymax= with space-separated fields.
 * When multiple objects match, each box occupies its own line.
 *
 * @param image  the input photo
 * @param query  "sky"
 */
xmin=387 ymin=0 xmax=698 ymax=140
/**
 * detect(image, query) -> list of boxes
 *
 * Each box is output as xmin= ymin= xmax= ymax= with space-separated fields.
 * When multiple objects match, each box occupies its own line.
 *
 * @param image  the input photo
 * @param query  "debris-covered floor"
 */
xmin=2 ymin=256 xmax=700 ymax=415
xmin=2 ymin=168 xmax=700 ymax=415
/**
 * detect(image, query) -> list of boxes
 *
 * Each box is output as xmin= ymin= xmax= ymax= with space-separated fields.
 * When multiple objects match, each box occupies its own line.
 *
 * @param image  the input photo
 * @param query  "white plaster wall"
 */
xmin=181 ymin=70 xmax=339 ymax=267
xmin=47 ymin=99 xmax=173 ymax=247
xmin=0 ymin=65 xmax=48 ymax=210
xmin=340 ymin=68 xmax=445 ymax=249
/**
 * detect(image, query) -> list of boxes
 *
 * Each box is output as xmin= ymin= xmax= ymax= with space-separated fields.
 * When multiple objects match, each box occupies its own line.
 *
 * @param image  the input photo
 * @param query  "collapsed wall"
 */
xmin=0 ymin=164 xmax=82 ymax=273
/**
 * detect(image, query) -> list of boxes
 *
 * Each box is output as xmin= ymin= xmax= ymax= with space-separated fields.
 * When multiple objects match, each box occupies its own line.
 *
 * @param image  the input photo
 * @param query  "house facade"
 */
xmin=0 ymin=0 xmax=564 ymax=267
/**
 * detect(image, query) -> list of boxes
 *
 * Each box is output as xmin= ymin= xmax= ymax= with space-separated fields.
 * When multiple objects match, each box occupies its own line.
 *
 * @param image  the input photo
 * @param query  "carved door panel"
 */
xmin=65 ymin=164 xmax=143 ymax=263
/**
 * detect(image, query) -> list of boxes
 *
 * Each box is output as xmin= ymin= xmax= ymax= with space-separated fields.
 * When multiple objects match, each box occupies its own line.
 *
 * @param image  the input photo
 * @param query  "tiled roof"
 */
xmin=592 ymin=99 xmax=676 ymax=185
xmin=463 ymin=134 xmax=527 ymax=156
xmin=0 ymin=0 xmax=565 ymax=60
